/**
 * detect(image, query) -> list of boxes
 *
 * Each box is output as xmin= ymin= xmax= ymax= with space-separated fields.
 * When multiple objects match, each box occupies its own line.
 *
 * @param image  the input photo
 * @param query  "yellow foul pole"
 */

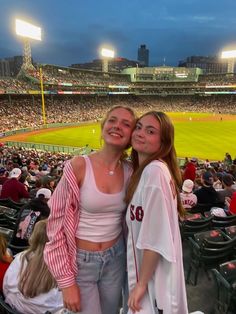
xmin=39 ymin=67 xmax=46 ymax=125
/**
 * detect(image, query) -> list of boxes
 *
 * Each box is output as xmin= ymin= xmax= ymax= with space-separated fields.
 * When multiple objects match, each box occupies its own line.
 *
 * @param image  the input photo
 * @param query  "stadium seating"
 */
xmin=212 ymin=260 xmax=236 ymax=314
xmin=187 ymin=230 xmax=236 ymax=285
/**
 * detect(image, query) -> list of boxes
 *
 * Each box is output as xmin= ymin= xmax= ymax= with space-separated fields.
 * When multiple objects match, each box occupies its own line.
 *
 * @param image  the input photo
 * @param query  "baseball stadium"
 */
xmin=1 ymin=64 xmax=236 ymax=162
xmin=1 ymin=18 xmax=236 ymax=314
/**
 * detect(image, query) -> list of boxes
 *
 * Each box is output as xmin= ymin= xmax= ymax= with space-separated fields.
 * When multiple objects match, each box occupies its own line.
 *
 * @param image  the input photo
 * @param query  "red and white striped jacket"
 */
xmin=44 ymin=161 xmax=80 ymax=289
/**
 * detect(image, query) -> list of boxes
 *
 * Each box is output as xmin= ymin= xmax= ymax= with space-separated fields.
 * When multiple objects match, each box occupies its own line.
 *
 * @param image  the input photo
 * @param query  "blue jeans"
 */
xmin=64 ymin=236 xmax=126 ymax=314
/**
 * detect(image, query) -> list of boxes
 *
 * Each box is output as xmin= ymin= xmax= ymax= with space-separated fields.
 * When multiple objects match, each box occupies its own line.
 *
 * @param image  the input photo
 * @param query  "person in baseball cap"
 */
xmin=9 ymin=168 xmax=21 ymax=179
xmin=182 ymin=179 xmax=194 ymax=193
xmin=0 ymin=168 xmax=29 ymax=202
xmin=180 ymin=179 xmax=197 ymax=209
xmin=202 ymin=171 xmax=214 ymax=186
xmin=36 ymin=188 xmax=52 ymax=200
xmin=194 ymin=171 xmax=219 ymax=204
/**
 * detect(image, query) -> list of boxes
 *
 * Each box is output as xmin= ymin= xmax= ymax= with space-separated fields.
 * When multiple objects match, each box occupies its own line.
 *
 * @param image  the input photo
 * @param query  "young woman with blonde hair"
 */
xmin=44 ymin=106 xmax=136 ymax=314
xmin=125 ymin=111 xmax=188 ymax=314
xmin=3 ymin=220 xmax=63 ymax=314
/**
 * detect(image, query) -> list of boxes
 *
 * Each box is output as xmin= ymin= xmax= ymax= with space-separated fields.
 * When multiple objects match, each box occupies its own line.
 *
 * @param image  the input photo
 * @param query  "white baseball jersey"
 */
xmin=180 ymin=192 xmax=197 ymax=209
xmin=126 ymin=160 xmax=188 ymax=314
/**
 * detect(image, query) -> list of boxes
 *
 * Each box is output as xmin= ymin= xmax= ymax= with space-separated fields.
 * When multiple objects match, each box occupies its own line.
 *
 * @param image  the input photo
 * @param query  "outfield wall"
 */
xmin=5 ymin=141 xmax=80 ymax=154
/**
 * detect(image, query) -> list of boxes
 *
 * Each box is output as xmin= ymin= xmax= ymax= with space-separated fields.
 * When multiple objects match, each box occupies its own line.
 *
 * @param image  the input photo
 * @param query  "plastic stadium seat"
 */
xmin=0 ymin=227 xmax=14 ymax=242
xmin=179 ymin=215 xmax=213 ymax=240
xmin=187 ymin=230 xmax=236 ymax=285
xmin=212 ymin=260 xmax=236 ymax=314
xmin=212 ymin=215 xmax=236 ymax=229
xmin=0 ymin=199 xmax=22 ymax=211
xmin=224 ymin=225 xmax=236 ymax=239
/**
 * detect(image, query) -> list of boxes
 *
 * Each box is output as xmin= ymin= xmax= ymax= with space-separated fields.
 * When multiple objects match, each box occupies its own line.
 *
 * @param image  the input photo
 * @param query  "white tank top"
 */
xmin=76 ymin=156 xmax=131 ymax=242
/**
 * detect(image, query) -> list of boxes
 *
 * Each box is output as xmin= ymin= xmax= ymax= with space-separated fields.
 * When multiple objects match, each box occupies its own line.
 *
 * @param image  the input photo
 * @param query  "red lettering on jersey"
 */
xmin=135 ymin=206 xmax=144 ymax=222
xmin=130 ymin=204 xmax=135 ymax=221
xmin=130 ymin=204 xmax=144 ymax=222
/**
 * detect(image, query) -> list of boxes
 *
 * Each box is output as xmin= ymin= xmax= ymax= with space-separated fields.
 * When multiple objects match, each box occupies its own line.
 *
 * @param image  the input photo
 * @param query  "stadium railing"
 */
xmin=5 ymin=141 xmax=80 ymax=154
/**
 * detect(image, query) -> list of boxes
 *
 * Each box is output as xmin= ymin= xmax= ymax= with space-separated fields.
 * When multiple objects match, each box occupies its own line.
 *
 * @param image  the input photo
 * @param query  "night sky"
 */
xmin=1 ymin=0 xmax=236 ymax=67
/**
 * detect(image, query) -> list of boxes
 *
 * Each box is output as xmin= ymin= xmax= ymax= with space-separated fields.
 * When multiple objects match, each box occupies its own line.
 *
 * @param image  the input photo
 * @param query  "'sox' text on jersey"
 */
xmin=130 ymin=204 xmax=144 ymax=222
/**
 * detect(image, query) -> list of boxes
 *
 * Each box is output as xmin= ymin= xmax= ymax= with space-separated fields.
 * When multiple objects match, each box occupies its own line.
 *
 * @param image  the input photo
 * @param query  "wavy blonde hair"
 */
xmin=18 ymin=219 xmax=57 ymax=298
xmin=125 ymin=111 xmax=185 ymax=217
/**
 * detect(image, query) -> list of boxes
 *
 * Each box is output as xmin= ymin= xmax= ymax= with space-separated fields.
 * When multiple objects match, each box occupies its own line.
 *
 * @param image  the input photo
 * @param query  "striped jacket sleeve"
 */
xmin=44 ymin=162 xmax=80 ymax=289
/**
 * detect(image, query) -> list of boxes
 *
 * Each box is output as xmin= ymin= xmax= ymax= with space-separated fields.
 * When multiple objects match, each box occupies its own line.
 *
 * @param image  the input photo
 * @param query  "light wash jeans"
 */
xmin=64 ymin=236 xmax=126 ymax=314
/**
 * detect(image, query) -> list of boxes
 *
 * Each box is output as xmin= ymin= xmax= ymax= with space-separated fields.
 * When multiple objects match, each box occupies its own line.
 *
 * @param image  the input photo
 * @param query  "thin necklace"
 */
xmin=107 ymin=160 xmax=121 ymax=176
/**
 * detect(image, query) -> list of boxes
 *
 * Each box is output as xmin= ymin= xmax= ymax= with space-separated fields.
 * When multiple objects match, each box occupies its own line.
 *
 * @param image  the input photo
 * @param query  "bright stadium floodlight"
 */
xmin=15 ymin=19 xmax=41 ymax=41
xmin=101 ymin=48 xmax=115 ymax=59
xmin=221 ymin=50 xmax=236 ymax=59
xmin=100 ymin=47 xmax=115 ymax=72
xmin=15 ymin=19 xmax=41 ymax=73
xmin=15 ymin=18 xmax=46 ymax=124
xmin=221 ymin=50 xmax=236 ymax=74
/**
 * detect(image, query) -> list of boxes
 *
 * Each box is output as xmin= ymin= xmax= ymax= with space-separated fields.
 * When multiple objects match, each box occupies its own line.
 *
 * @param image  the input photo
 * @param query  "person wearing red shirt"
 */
xmin=183 ymin=158 xmax=197 ymax=182
xmin=0 ymin=168 xmax=29 ymax=202
xmin=225 ymin=192 xmax=236 ymax=215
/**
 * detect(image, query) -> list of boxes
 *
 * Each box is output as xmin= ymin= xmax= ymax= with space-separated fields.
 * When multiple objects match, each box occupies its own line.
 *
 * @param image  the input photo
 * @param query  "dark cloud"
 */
xmin=1 ymin=0 xmax=236 ymax=66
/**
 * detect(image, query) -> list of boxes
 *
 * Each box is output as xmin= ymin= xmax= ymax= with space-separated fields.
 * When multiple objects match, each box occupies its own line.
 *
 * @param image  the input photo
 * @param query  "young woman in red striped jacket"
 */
xmin=44 ymin=106 xmax=136 ymax=314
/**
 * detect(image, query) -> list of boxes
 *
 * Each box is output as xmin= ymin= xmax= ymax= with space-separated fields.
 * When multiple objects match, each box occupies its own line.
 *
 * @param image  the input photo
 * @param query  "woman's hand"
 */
xmin=128 ymin=282 xmax=147 ymax=313
xmin=62 ymin=284 xmax=81 ymax=313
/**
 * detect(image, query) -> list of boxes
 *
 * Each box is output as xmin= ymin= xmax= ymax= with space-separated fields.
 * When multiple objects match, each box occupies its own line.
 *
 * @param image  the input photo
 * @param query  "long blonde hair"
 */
xmin=126 ymin=111 xmax=185 ymax=216
xmin=18 ymin=220 xmax=57 ymax=298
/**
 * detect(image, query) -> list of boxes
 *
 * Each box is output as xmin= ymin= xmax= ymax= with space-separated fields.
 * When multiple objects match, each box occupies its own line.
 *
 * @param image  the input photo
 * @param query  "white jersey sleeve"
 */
xmin=136 ymin=162 xmax=178 ymax=262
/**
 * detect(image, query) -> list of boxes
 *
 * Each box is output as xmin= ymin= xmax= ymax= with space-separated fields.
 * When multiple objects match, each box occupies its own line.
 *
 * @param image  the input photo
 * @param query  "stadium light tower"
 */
xmin=15 ymin=19 xmax=41 ymax=72
xmin=221 ymin=50 xmax=236 ymax=74
xmin=100 ymin=47 xmax=115 ymax=73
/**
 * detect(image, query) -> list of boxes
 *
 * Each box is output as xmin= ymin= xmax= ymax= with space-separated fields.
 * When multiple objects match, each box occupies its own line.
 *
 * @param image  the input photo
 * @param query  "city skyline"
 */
xmin=1 ymin=0 xmax=236 ymax=67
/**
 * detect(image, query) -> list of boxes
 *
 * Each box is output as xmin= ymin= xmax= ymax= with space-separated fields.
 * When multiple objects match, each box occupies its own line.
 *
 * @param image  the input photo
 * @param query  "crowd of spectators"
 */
xmin=180 ymin=154 xmax=236 ymax=216
xmin=0 ymin=94 xmax=235 ymax=133
xmin=0 ymin=78 xmax=34 ymax=94
xmin=0 ymin=144 xmax=235 ymax=312
xmin=26 ymin=66 xmax=131 ymax=86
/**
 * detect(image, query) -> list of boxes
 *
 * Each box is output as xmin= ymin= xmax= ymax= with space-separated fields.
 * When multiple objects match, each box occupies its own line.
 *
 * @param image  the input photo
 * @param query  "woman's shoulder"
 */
xmin=69 ymin=156 xmax=86 ymax=185
xmin=70 ymin=155 xmax=85 ymax=169
xmin=144 ymin=160 xmax=167 ymax=173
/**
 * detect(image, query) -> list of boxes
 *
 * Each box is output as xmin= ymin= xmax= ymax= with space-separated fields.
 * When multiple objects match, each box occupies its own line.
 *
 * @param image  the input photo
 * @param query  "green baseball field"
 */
xmin=3 ymin=112 xmax=236 ymax=161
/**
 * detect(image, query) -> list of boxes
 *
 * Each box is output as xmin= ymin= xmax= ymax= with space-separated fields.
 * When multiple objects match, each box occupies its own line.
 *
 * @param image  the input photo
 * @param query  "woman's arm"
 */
xmin=44 ymin=159 xmax=83 ymax=311
xmin=128 ymin=249 xmax=159 ymax=312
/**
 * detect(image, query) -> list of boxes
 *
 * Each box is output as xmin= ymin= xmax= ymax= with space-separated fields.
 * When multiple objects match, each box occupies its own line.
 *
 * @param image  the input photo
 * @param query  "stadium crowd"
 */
xmin=0 ymin=94 xmax=235 ymax=133
xmin=0 ymin=143 xmax=235 ymax=312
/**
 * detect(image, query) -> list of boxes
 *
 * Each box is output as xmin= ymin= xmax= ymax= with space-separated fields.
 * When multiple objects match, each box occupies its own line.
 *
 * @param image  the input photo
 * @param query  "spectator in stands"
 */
xmin=183 ymin=157 xmax=197 ymax=182
xmin=180 ymin=179 xmax=197 ymax=209
xmin=12 ymin=188 xmax=51 ymax=247
xmin=0 ymin=168 xmax=29 ymax=202
xmin=204 ymin=159 xmax=211 ymax=169
xmin=29 ymin=178 xmax=43 ymax=199
xmin=213 ymin=172 xmax=223 ymax=190
xmin=19 ymin=171 xmax=30 ymax=191
xmin=3 ymin=220 xmax=63 ymax=314
xmin=194 ymin=171 xmax=219 ymax=204
xmin=224 ymin=152 xmax=232 ymax=169
xmin=41 ymin=175 xmax=56 ymax=192
xmin=0 ymin=234 xmax=13 ymax=292
xmin=217 ymin=174 xmax=235 ymax=204
xmin=225 ymin=192 xmax=236 ymax=215
xmin=44 ymin=106 xmax=136 ymax=314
